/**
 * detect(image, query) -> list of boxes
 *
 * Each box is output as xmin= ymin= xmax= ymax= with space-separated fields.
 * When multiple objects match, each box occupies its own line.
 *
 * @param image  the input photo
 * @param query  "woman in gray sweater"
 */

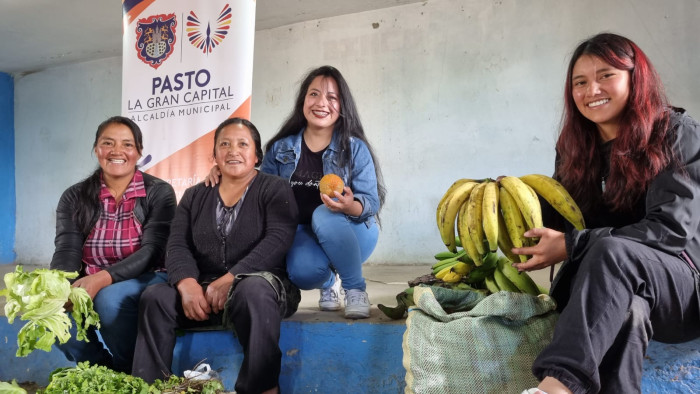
xmin=132 ymin=118 xmax=299 ymax=394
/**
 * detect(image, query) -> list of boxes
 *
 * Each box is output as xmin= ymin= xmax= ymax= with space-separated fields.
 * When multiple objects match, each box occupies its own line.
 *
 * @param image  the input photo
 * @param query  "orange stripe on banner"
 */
xmin=125 ymin=0 xmax=158 ymax=25
xmin=145 ymin=97 xmax=252 ymax=199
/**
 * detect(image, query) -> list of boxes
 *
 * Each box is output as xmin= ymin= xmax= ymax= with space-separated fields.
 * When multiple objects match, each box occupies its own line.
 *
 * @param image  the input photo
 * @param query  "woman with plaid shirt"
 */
xmin=50 ymin=116 xmax=176 ymax=373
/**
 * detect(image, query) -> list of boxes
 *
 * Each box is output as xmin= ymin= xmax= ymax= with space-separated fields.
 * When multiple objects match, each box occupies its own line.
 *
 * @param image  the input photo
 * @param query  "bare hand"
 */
xmin=511 ymin=227 xmax=567 ymax=272
xmin=203 ymin=165 xmax=221 ymax=187
xmin=177 ymin=278 xmax=211 ymax=321
xmin=205 ymin=273 xmax=235 ymax=314
xmin=72 ymin=270 xmax=113 ymax=299
xmin=320 ymin=186 xmax=362 ymax=217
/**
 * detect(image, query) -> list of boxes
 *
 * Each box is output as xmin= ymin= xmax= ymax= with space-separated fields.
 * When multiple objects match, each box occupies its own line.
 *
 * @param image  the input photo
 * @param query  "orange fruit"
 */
xmin=319 ymin=173 xmax=344 ymax=196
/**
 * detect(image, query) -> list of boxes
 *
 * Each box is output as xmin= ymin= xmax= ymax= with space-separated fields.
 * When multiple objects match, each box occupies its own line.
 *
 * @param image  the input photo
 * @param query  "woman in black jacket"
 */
xmin=51 ymin=116 xmax=176 ymax=373
xmin=132 ymin=118 xmax=299 ymax=394
xmin=517 ymin=33 xmax=700 ymax=394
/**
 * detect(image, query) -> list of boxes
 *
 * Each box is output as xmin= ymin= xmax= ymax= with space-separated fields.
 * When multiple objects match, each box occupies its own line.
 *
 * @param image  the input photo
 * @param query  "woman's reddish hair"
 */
xmin=556 ymin=33 xmax=671 ymax=212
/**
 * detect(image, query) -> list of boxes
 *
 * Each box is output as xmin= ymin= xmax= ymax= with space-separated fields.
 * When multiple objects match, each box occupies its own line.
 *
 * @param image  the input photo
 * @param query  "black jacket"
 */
xmin=549 ymin=108 xmax=700 ymax=272
xmin=50 ymin=171 xmax=176 ymax=282
xmin=165 ymin=172 xmax=298 ymax=286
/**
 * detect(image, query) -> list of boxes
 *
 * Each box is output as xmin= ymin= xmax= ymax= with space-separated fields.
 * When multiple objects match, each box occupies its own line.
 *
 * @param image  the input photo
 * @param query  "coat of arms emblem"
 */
xmin=135 ymin=13 xmax=177 ymax=69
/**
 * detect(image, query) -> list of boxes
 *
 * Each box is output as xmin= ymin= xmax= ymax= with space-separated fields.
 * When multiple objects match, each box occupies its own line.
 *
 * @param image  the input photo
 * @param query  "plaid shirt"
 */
xmin=82 ymin=171 xmax=147 ymax=275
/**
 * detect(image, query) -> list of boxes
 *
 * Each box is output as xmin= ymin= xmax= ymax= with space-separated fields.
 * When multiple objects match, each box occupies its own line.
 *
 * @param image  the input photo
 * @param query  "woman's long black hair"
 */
xmin=74 ymin=116 xmax=143 ymax=234
xmin=265 ymin=65 xmax=386 ymax=216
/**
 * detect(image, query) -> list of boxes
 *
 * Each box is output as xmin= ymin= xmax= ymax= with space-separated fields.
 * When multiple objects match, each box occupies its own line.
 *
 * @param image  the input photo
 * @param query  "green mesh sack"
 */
xmin=403 ymin=286 xmax=558 ymax=394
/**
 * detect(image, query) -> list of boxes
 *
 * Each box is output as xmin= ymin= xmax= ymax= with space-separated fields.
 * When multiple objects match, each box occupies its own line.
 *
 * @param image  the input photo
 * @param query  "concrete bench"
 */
xmin=1 ymin=317 xmax=698 ymax=393
xmin=0 ymin=309 xmax=406 ymax=392
xmin=173 ymin=321 xmax=700 ymax=393
xmin=172 ymin=319 xmax=406 ymax=392
xmin=1 ymin=264 xmax=698 ymax=392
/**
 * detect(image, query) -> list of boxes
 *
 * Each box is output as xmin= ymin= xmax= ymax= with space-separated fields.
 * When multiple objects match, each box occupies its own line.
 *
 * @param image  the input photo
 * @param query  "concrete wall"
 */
xmin=14 ymin=58 xmax=122 ymax=265
xmin=0 ymin=72 xmax=15 ymax=263
xmin=12 ymin=0 xmax=700 ymax=265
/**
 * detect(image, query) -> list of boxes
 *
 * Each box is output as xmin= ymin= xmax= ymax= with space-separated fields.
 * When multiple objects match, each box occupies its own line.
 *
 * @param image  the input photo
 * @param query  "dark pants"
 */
xmin=533 ymin=237 xmax=700 ymax=394
xmin=55 ymin=272 xmax=167 ymax=373
xmin=132 ymin=276 xmax=287 ymax=394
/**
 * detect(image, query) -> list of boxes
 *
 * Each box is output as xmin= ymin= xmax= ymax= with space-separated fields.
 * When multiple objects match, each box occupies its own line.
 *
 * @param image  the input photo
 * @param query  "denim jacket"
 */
xmin=260 ymin=129 xmax=380 ymax=223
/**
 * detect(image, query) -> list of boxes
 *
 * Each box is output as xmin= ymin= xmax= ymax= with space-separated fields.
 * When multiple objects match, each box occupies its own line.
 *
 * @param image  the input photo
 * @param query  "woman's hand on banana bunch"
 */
xmin=511 ymin=227 xmax=567 ymax=272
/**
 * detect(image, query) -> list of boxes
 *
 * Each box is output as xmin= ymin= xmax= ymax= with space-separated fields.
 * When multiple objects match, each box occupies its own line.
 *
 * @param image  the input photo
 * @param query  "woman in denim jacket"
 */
xmin=260 ymin=66 xmax=385 ymax=319
xmin=209 ymin=66 xmax=385 ymax=318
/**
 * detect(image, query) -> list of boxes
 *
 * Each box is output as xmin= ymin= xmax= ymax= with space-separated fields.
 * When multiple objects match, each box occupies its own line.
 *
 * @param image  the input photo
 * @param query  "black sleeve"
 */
xmin=567 ymin=115 xmax=700 ymax=260
xmin=165 ymin=186 xmax=202 ymax=286
xmin=49 ymin=186 xmax=85 ymax=275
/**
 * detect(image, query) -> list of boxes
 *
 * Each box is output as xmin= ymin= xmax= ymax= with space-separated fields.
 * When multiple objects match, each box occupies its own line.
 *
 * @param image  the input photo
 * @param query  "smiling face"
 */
xmin=303 ymin=75 xmax=341 ymax=133
xmin=214 ymin=123 xmax=258 ymax=180
xmin=94 ymin=122 xmax=141 ymax=181
xmin=571 ymin=54 xmax=631 ymax=141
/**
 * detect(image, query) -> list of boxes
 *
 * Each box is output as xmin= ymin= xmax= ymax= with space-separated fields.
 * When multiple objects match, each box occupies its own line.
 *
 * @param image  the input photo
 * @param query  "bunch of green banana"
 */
xmin=429 ymin=250 xmax=543 ymax=296
xmin=436 ymin=174 xmax=585 ymax=264
xmin=431 ymin=250 xmax=467 ymax=273
xmin=483 ymin=256 xmax=542 ymax=296
xmin=429 ymin=249 xmax=496 ymax=286
xmin=435 ymin=261 xmax=472 ymax=283
xmin=421 ymin=246 xmax=545 ymax=314
xmin=462 ymin=252 xmax=498 ymax=284
xmin=431 ymin=245 xmax=491 ymax=284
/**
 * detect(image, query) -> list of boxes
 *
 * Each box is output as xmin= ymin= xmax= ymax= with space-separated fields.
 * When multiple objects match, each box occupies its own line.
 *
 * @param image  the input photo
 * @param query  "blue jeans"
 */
xmin=56 ymin=271 xmax=167 ymax=373
xmin=287 ymin=205 xmax=379 ymax=291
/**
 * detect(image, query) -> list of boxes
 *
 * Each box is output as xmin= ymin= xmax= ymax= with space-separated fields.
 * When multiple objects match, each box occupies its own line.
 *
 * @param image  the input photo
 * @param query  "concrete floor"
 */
xmin=295 ymin=262 xmax=553 ymax=322
xmin=0 ymin=262 xmax=554 ymax=322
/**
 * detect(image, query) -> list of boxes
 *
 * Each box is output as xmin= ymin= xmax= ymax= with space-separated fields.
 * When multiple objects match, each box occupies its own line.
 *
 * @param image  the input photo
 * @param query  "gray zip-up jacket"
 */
xmin=553 ymin=108 xmax=700 ymax=272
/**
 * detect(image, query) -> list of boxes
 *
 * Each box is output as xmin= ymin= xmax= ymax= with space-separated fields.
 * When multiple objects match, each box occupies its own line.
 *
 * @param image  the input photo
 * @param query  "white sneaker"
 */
xmin=318 ymin=274 xmax=341 ymax=311
xmin=344 ymin=289 xmax=370 ymax=319
xmin=521 ymin=389 xmax=548 ymax=394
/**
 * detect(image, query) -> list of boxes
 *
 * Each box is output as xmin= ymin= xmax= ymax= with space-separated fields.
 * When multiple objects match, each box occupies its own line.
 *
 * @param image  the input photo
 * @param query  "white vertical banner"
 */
xmin=121 ymin=0 xmax=256 ymax=200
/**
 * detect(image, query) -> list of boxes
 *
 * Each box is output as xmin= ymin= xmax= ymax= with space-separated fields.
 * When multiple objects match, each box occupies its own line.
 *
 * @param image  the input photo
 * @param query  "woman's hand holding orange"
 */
xmin=321 ymin=186 xmax=362 ymax=217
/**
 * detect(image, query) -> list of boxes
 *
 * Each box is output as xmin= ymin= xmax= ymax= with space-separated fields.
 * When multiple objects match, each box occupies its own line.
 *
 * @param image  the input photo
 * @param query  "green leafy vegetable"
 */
xmin=0 ymin=379 xmax=27 ymax=394
xmin=39 ymin=362 xmax=149 ymax=394
xmin=149 ymin=374 xmax=225 ymax=393
xmin=0 ymin=266 xmax=100 ymax=356
xmin=35 ymin=362 xmax=225 ymax=394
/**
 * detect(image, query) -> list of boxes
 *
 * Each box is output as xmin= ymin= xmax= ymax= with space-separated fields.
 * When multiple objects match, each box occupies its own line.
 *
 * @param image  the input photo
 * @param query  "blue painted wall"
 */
xmin=1 ymin=317 xmax=698 ymax=392
xmin=0 ymin=72 xmax=15 ymax=264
